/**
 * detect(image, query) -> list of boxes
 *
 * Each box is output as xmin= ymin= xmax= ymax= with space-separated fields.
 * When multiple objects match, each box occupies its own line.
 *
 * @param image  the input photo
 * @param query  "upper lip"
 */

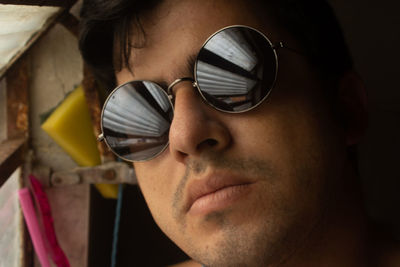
xmin=184 ymin=171 xmax=254 ymax=212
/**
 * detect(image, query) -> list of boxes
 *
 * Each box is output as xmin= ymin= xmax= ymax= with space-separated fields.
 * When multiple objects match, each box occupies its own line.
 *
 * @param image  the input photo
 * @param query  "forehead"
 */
xmin=116 ymin=0 xmax=286 ymax=84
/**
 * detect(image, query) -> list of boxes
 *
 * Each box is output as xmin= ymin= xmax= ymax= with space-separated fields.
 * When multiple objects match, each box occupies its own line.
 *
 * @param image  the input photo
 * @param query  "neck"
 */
xmin=282 ymin=160 xmax=369 ymax=267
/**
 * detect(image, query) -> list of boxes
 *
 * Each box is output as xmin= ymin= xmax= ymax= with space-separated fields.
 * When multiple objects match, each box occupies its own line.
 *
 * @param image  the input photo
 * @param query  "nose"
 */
xmin=168 ymin=81 xmax=232 ymax=164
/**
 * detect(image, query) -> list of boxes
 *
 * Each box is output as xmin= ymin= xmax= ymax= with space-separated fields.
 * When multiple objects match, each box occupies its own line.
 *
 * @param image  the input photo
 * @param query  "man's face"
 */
xmin=116 ymin=0 xmax=348 ymax=265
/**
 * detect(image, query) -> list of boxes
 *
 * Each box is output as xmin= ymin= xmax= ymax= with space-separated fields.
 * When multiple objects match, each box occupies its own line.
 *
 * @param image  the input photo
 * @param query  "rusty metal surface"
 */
xmin=81 ymin=65 xmax=115 ymax=163
xmin=6 ymin=56 xmax=29 ymax=139
xmin=50 ymin=161 xmax=137 ymax=186
xmin=1 ymin=56 xmax=30 ymax=186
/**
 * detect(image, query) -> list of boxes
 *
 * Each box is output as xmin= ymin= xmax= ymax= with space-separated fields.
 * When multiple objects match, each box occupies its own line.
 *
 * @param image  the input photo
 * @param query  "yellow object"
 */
xmin=42 ymin=86 xmax=118 ymax=199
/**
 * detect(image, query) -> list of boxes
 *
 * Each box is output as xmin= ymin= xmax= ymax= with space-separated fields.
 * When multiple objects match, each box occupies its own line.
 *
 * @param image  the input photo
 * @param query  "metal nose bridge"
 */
xmin=167 ymin=77 xmax=196 ymax=95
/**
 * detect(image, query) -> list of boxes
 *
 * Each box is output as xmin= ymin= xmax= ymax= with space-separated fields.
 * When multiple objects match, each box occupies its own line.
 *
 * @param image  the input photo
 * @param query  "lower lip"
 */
xmin=188 ymin=183 xmax=252 ymax=216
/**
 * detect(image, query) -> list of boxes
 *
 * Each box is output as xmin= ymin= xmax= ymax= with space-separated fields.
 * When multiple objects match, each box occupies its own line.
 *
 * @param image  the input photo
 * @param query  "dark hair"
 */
xmin=79 ymin=0 xmax=353 ymax=91
xmin=267 ymin=0 xmax=353 ymax=81
xmin=79 ymin=0 xmax=161 ymax=90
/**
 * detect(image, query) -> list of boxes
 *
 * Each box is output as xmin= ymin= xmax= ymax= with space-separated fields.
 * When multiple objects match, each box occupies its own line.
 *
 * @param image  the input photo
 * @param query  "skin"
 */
xmin=114 ymin=0 xmax=385 ymax=266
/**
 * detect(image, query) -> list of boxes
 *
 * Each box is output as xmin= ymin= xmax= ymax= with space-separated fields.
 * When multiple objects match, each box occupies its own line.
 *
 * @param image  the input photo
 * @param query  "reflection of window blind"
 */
xmin=103 ymin=85 xmax=169 ymax=137
xmin=106 ymin=137 xmax=163 ymax=147
xmin=197 ymin=61 xmax=257 ymax=95
xmin=123 ymin=145 xmax=166 ymax=159
xmin=205 ymin=28 xmax=257 ymax=71
xmin=144 ymin=81 xmax=170 ymax=112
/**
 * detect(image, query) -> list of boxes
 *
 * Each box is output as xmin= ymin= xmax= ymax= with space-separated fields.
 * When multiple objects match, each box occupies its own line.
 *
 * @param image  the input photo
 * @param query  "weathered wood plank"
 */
xmin=82 ymin=66 xmax=115 ymax=163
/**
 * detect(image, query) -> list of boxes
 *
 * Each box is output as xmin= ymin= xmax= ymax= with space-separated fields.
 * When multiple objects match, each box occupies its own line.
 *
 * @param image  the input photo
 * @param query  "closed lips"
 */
xmin=185 ymin=173 xmax=254 ymax=213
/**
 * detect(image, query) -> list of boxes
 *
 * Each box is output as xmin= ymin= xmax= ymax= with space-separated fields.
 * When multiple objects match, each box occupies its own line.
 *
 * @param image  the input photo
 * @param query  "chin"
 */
xmin=180 ymin=203 xmax=318 ymax=267
xmin=179 ymin=217 xmax=270 ymax=266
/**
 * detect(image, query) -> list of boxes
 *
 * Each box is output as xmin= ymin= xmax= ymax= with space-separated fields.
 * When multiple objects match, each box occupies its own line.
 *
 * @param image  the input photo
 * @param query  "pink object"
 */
xmin=29 ymin=175 xmax=70 ymax=267
xmin=18 ymin=188 xmax=51 ymax=267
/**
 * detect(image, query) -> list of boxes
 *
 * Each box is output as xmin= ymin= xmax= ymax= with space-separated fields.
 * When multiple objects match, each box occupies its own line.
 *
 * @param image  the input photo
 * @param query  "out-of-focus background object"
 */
xmin=0 ymin=4 xmax=62 ymax=77
xmin=0 ymin=168 xmax=24 ymax=267
xmin=41 ymin=85 xmax=119 ymax=198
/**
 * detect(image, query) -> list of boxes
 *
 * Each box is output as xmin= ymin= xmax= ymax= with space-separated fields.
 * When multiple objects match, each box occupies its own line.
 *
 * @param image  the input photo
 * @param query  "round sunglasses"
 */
xmin=98 ymin=25 xmax=295 ymax=162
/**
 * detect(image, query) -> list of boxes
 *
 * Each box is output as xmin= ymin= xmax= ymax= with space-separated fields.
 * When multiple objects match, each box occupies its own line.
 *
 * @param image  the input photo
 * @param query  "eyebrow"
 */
xmin=160 ymin=53 xmax=198 ymax=89
xmin=184 ymin=53 xmax=197 ymax=77
xmin=128 ymin=53 xmax=198 ymax=90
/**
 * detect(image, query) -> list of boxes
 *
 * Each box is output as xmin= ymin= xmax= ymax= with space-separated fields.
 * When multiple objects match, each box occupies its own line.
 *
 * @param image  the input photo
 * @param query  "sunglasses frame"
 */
xmin=98 ymin=81 xmax=174 ymax=162
xmin=193 ymin=25 xmax=280 ymax=113
xmin=98 ymin=25 xmax=287 ymax=162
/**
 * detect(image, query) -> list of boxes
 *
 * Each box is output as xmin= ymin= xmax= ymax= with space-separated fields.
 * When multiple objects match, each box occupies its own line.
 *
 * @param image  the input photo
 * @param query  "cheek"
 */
xmin=230 ymin=93 xmax=345 ymax=189
xmin=227 ymin=109 xmax=312 ymax=168
xmin=229 ymin=109 xmax=340 ymax=223
xmin=133 ymin=160 xmax=182 ymax=235
xmin=134 ymin=163 xmax=170 ymax=217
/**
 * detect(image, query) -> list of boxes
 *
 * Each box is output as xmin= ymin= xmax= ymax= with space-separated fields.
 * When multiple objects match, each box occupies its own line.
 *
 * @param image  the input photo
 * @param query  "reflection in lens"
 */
xmin=102 ymin=81 xmax=173 ymax=161
xmin=196 ymin=61 xmax=257 ymax=95
xmin=201 ymin=28 xmax=258 ymax=71
xmin=196 ymin=26 xmax=277 ymax=112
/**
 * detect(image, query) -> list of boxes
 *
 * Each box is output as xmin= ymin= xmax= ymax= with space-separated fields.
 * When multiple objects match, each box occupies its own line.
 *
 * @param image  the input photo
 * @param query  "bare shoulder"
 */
xmin=168 ymin=260 xmax=202 ymax=267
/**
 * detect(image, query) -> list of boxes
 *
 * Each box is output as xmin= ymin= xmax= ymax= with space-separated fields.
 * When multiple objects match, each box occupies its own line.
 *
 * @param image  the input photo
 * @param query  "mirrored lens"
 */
xmin=102 ymin=81 xmax=173 ymax=161
xmin=195 ymin=26 xmax=277 ymax=112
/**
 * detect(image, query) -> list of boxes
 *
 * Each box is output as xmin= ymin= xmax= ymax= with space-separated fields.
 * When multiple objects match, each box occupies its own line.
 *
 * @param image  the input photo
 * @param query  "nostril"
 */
xmin=197 ymin=139 xmax=218 ymax=149
xmin=206 ymin=139 xmax=218 ymax=146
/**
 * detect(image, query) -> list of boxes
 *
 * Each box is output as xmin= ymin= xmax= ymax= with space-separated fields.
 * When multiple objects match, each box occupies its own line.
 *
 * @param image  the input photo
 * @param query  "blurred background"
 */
xmin=330 ymin=0 xmax=400 ymax=239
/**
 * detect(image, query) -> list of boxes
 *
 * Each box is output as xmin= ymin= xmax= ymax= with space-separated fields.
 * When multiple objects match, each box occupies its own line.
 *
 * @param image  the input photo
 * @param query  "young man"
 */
xmin=79 ymin=0 xmax=399 ymax=266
